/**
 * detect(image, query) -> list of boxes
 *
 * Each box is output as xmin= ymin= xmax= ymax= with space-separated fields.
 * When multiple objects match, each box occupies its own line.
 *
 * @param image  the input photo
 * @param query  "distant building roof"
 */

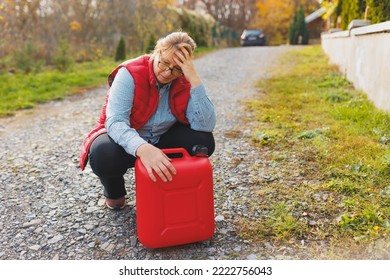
xmin=305 ymin=7 xmax=326 ymax=24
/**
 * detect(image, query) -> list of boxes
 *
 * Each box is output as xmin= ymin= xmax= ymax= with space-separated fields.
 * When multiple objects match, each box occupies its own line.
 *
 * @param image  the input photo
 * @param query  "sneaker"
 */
xmin=105 ymin=196 xmax=126 ymax=210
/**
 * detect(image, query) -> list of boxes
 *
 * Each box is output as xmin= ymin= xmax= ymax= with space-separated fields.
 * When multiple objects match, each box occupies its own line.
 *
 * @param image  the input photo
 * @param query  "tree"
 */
xmin=250 ymin=0 xmax=319 ymax=45
xmin=289 ymin=5 xmax=309 ymax=45
xmin=146 ymin=34 xmax=157 ymax=54
xmin=180 ymin=0 xmax=258 ymax=33
xmin=176 ymin=8 xmax=214 ymax=47
xmin=115 ymin=37 xmax=126 ymax=61
xmin=253 ymin=0 xmax=295 ymax=45
xmin=367 ymin=0 xmax=390 ymax=24
xmin=298 ymin=5 xmax=309 ymax=44
xmin=289 ymin=10 xmax=299 ymax=45
xmin=339 ymin=0 xmax=367 ymax=29
xmin=320 ymin=0 xmax=390 ymax=30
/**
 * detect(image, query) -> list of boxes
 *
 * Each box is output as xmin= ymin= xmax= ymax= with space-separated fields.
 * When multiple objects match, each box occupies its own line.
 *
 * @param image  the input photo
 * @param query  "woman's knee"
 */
xmin=89 ymin=134 xmax=134 ymax=177
xmin=160 ymin=124 xmax=216 ymax=155
xmin=197 ymin=131 xmax=215 ymax=155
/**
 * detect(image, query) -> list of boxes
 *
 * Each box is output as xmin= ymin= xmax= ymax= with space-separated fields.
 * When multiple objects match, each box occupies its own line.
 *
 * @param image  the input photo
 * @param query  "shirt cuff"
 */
xmin=127 ymin=137 xmax=147 ymax=157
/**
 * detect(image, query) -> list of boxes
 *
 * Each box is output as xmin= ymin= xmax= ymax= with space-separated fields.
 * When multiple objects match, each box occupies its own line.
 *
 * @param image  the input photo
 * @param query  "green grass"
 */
xmin=0 ymin=59 xmax=118 ymax=116
xmin=239 ymin=45 xmax=390 ymax=259
xmin=194 ymin=46 xmax=220 ymax=57
xmin=0 ymin=47 xmax=219 ymax=117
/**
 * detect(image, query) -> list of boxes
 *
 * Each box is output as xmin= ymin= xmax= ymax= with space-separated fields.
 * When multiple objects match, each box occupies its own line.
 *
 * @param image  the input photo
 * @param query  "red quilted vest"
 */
xmin=79 ymin=55 xmax=191 ymax=170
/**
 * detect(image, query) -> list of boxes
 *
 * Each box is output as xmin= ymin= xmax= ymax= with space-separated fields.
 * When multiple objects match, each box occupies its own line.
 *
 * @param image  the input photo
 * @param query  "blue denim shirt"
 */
xmin=105 ymin=67 xmax=216 ymax=157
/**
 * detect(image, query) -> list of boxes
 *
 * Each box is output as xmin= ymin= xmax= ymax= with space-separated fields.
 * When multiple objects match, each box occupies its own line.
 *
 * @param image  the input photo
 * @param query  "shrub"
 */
xmin=145 ymin=34 xmax=156 ymax=54
xmin=367 ymin=0 xmax=390 ymax=24
xmin=176 ymin=8 xmax=213 ymax=47
xmin=339 ymin=0 xmax=389 ymax=29
xmin=14 ymin=38 xmax=44 ymax=73
xmin=115 ymin=37 xmax=126 ymax=61
xmin=53 ymin=36 xmax=74 ymax=71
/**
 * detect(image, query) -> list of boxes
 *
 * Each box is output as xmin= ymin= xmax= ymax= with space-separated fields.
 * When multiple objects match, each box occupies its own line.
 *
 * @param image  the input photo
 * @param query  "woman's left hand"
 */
xmin=173 ymin=47 xmax=201 ymax=88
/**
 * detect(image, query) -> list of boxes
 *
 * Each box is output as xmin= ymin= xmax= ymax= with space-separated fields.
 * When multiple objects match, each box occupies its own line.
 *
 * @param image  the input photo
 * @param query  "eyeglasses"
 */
xmin=157 ymin=60 xmax=183 ymax=76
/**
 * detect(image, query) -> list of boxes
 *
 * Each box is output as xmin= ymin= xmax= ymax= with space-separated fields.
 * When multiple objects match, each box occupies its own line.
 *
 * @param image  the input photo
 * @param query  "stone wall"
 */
xmin=321 ymin=21 xmax=390 ymax=111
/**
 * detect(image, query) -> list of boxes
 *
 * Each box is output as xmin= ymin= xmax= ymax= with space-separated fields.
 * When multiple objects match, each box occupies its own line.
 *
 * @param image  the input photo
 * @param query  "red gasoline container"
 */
xmin=135 ymin=148 xmax=215 ymax=248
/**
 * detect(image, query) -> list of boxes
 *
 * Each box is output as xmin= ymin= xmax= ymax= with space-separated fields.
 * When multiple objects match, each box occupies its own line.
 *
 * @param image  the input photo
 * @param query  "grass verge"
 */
xmin=238 ymin=45 xmax=390 ymax=259
xmin=0 ymin=59 xmax=118 ymax=117
xmin=0 ymin=47 xmax=219 ymax=117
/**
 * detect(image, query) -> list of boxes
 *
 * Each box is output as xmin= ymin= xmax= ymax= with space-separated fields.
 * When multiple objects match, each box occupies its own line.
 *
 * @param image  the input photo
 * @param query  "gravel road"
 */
xmin=0 ymin=46 xmax=290 ymax=260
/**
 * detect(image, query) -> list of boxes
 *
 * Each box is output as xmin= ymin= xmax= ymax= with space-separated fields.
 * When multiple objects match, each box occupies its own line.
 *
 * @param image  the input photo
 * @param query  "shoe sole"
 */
xmin=105 ymin=198 xmax=126 ymax=210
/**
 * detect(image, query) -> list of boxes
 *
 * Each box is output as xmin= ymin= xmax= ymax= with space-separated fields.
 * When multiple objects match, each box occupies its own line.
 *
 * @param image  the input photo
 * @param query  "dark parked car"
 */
xmin=240 ymin=29 xmax=266 ymax=46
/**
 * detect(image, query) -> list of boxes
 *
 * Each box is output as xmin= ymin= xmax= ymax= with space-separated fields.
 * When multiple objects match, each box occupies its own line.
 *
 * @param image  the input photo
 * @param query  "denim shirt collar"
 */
xmin=156 ymin=81 xmax=172 ymax=92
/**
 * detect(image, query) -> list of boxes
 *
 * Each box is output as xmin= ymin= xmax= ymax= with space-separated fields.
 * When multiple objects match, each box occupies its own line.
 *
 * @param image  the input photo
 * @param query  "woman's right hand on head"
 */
xmin=136 ymin=143 xmax=176 ymax=183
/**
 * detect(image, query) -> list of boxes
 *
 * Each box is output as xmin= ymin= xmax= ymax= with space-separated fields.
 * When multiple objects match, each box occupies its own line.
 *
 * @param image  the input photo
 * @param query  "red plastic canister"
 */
xmin=135 ymin=148 xmax=215 ymax=248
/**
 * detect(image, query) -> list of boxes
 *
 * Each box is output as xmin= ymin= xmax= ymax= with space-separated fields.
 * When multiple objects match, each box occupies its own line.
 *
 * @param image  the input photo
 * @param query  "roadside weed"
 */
xmin=239 ymin=45 xmax=390 ymax=259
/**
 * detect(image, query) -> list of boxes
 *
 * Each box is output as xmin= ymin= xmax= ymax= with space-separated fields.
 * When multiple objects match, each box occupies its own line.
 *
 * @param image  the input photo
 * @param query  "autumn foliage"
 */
xmin=0 ymin=0 xmax=216 ymax=70
xmin=250 ymin=0 xmax=322 ymax=45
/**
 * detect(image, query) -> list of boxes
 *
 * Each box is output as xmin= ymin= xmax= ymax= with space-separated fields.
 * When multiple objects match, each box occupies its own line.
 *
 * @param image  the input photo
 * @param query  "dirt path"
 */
xmin=0 ymin=46 xmax=290 ymax=260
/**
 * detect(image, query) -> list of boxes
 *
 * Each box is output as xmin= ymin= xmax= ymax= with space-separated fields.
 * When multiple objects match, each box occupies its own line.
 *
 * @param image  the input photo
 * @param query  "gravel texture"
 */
xmin=0 ymin=46 xmax=290 ymax=260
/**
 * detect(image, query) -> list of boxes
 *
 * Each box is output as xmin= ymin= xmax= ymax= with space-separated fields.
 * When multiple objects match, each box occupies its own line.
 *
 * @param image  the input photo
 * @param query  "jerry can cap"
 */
xmin=192 ymin=145 xmax=208 ymax=157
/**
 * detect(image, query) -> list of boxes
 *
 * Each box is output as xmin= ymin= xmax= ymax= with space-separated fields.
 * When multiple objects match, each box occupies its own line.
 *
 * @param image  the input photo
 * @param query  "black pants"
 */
xmin=89 ymin=123 xmax=215 ymax=199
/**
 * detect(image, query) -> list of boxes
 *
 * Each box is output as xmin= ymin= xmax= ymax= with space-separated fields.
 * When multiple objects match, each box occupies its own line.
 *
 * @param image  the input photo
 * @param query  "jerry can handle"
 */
xmin=161 ymin=148 xmax=191 ymax=158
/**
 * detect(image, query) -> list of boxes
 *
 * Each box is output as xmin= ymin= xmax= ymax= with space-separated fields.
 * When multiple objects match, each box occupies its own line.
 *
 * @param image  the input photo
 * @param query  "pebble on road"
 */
xmin=0 ymin=46 xmax=289 ymax=260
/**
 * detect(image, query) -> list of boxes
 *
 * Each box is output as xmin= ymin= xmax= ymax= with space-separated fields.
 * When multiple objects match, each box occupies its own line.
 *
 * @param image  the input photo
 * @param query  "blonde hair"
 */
xmin=151 ymin=31 xmax=196 ymax=59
